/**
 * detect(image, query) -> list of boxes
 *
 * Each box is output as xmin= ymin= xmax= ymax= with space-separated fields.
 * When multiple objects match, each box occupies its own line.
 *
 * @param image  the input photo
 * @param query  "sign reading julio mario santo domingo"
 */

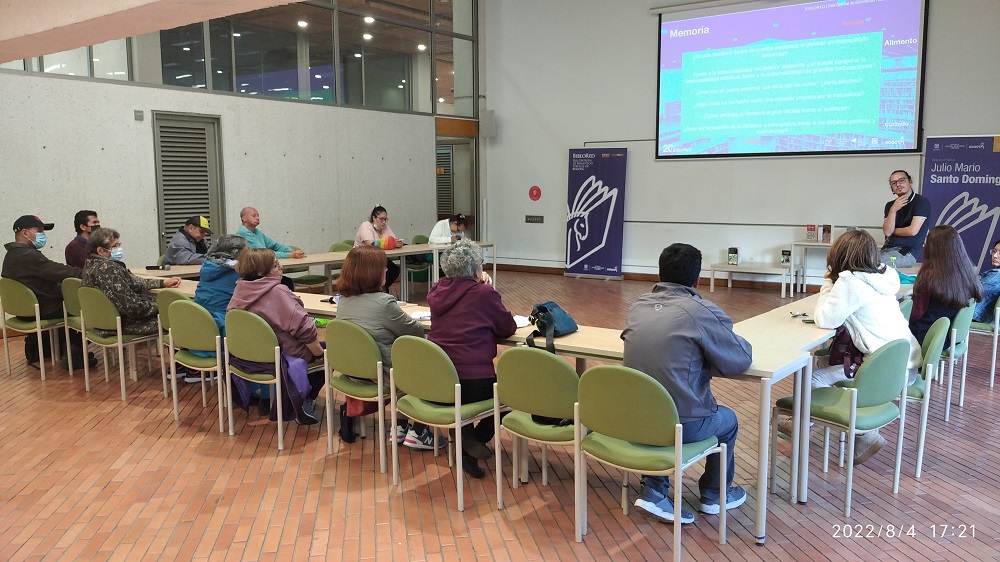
xmin=565 ymin=148 xmax=627 ymax=279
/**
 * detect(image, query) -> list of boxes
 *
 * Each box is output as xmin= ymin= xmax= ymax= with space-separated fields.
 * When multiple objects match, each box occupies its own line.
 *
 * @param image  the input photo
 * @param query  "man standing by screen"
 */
xmin=881 ymin=169 xmax=930 ymax=268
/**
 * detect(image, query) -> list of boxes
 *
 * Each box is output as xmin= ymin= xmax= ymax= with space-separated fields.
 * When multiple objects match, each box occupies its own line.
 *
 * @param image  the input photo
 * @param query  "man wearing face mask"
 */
xmin=65 ymin=210 xmax=100 ymax=268
xmin=2 ymin=215 xmax=88 ymax=368
xmin=82 ymin=227 xmax=181 ymax=336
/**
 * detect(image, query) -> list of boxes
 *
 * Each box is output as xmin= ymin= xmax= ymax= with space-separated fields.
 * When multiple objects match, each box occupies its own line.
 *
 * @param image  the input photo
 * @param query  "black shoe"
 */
xmin=296 ymin=398 xmax=319 ymax=426
xmin=462 ymin=452 xmax=485 ymax=479
xmin=338 ymin=404 xmax=356 ymax=443
xmin=461 ymin=426 xmax=494 ymax=460
xmin=257 ymin=398 xmax=270 ymax=416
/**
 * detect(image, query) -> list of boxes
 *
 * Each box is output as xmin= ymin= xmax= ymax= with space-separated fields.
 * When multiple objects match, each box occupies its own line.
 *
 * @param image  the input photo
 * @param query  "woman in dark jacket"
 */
xmin=82 ymin=228 xmax=181 ymax=336
xmin=909 ymin=225 xmax=983 ymax=344
xmin=427 ymin=239 xmax=517 ymax=478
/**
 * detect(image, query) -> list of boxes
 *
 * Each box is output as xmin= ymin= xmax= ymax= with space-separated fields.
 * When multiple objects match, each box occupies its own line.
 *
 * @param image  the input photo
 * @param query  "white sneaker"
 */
xmin=403 ymin=428 xmax=435 ymax=450
xmin=393 ymin=423 xmax=409 ymax=445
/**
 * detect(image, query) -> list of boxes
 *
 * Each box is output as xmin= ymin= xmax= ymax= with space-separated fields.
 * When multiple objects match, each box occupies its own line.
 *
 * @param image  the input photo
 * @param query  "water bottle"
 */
xmin=890 ymin=256 xmax=897 ymax=269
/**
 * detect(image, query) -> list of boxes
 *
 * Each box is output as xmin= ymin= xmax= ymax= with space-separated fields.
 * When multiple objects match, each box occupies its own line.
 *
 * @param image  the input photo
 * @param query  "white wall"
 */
xmin=480 ymin=0 xmax=1000 ymax=280
xmin=0 ymin=71 xmax=437 ymax=269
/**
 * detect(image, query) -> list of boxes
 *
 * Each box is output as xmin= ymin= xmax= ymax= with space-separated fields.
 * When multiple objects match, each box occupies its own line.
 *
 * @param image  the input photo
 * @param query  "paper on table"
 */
xmin=514 ymin=315 xmax=530 ymax=328
xmin=410 ymin=310 xmax=431 ymax=320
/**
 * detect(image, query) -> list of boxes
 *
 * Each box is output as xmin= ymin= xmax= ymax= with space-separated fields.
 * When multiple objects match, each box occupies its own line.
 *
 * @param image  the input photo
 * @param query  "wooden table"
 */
xmin=709 ymin=262 xmax=794 ymax=298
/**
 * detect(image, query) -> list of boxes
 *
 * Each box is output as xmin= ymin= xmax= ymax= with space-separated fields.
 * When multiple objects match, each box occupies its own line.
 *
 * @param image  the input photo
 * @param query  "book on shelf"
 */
xmin=727 ymin=247 xmax=739 ymax=265
xmin=780 ymin=249 xmax=791 ymax=265
xmin=821 ymin=224 xmax=832 ymax=243
xmin=806 ymin=224 xmax=817 ymax=241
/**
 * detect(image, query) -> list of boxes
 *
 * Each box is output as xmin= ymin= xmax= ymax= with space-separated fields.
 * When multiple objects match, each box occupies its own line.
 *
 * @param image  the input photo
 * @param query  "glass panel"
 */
xmin=0 ymin=59 xmax=24 ymax=71
xmin=92 ymin=39 xmax=129 ymax=81
xmin=226 ymin=5 xmax=334 ymax=102
xmin=339 ymin=13 xmax=431 ymax=112
xmin=42 ymin=47 xmax=89 ymax=76
xmin=435 ymin=35 xmax=473 ymax=117
xmin=208 ymin=20 xmax=234 ymax=91
xmin=434 ymin=0 xmax=473 ymax=36
xmin=337 ymin=0 xmax=431 ymax=27
xmin=160 ymin=23 xmax=207 ymax=89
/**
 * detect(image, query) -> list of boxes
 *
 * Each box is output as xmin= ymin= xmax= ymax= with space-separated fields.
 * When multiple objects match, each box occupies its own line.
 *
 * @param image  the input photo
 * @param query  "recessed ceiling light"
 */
xmin=176 ymin=74 xmax=192 ymax=79
xmin=438 ymin=97 xmax=445 ymax=103
xmin=92 ymin=58 xmax=100 ymax=62
xmin=364 ymin=16 xmax=375 ymax=24
xmin=182 ymin=47 xmax=191 ymax=51
xmin=417 ymin=44 xmax=427 ymax=51
xmin=298 ymin=21 xmax=308 ymax=28
xmin=315 ymin=74 xmax=322 ymax=78
xmin=363 ymin=33 xmax=373 ymax=40
xmin=232 ymin=33 xmax=241 ymax=37
xmin=401 ymin=79 xmax=406 ymax=83
xmin=435 ymin=77 xmax=439 ymax=81
xmin=354 ymin=53 xmax=362 ymax=58
xmin=322 ymin=85 xmax=330 ymax=89
xmin=451 ymin=70 xmax=455 ymax=75
xmin=397 ymin=84 xmax=403 ymax=88
xmin=216 ymin=70 xmax=223 ymax=74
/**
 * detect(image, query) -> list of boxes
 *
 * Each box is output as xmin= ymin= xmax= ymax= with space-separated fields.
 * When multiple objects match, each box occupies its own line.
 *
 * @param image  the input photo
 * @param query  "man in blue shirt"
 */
xmin=881 ymin=170 xmax=931 ymax=267
xmin=236 ymin=207 xmax=306 ymax=259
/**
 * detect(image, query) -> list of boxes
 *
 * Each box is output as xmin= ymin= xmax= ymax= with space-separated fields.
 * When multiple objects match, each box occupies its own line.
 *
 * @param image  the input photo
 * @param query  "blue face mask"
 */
xmin=110 ymin=247 xmax=124 ymax=262
xmin=32 ymin=231 xmax=47 ymax=249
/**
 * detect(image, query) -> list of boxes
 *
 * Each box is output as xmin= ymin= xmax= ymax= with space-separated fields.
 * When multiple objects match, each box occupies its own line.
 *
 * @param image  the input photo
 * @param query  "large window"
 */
xmin=160 ymin=24 xmax=207 ymax=88
xmin=338 ymin=12 xmax=431 ymax=111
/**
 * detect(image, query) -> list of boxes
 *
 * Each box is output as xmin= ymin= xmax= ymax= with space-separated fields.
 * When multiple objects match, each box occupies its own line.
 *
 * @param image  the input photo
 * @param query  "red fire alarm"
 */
xmin=528 ymin=185 xmax=542 ymax=201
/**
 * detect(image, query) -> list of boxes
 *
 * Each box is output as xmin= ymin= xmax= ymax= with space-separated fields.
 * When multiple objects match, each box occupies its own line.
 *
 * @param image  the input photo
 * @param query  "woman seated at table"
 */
xmin=354 ymin=204 xmax=404 ymax=293
xmin=974 ymin=239 xmax=1000 ymax=324
xmin=810 ymin=229 xmax=922 ymax=465
xmin=909 ymin=226 xmax=983 ymax=344
xmin=428 ymin=213 xmax=467 ymax=244
xmin=427 ymin=239 xmax=517 ymax=478
xmin=227 ymin=248 xmax=324 ymax=424
xmin=335 ymin=245 xmax=431 ymax=447
xmin=82 ymin=227 xmax=181 ymax=336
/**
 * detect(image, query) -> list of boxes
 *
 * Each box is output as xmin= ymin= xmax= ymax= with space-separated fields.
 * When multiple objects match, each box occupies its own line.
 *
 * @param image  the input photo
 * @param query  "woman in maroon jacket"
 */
xmin=427 ymin=239 xmax=517 ymax=478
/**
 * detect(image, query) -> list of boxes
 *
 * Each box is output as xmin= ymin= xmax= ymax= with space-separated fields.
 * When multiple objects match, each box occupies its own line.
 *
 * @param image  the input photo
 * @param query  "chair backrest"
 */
xmin=78 ymin=286 xmax=120 ymax=331
xmin=169 ymin=300 xmax=220 ymax=352
xmin=329 ymin=242 xmax=353 ymax=252
xmin=326 ymin=319 xmax=382 ymax=380
xmin=157 ymin=254 xmax=166 ymax=266
xmin=950 ymin=299 xmax=976 ymax=346
xmin=578 ymin=365 xmax=679 ymax=447
xmin=390 ymin=335 xmax=458 ymax=403
xmin=852 ymin=339 xmax=910 ymax=407
xmin=496 ymin=346 xmax=579 ymax=419
xmin=0 ymin=277 xmax=39 ymax=317
xmin=61 ymin=277 xmax=82 ymax=316
xmin=412 ymin=234 xmax=429 ymax=245
xmin=342 ymin=239 xmax=354 ymax=247
xmin=920 ymin=316 xmax=950 ymax=375
xmin=157 ymin=289 xmax=191 ymax=331
xmin=898 ymin=298 xmax=913 ymax=321
xmin=224 ymin=309 xmax=279 ymax=362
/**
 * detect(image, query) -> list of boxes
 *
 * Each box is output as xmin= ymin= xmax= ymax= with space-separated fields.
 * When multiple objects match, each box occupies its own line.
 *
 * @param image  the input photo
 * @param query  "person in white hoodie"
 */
xmin=810 ymin=229 xmax=922 ymax=464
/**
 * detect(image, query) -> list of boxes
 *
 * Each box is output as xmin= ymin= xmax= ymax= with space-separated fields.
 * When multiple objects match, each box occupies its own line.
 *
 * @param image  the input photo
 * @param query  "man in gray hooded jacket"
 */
xmin=621 ymin=242 xmax=752 ymax=525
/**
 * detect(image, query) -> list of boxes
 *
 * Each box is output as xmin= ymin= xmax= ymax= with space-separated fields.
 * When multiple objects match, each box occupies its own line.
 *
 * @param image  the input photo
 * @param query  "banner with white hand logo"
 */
xmin=923 ymin=135 xmax=1000 ymax=272
xmin=565 ymin=148 xmax=627 ymax=279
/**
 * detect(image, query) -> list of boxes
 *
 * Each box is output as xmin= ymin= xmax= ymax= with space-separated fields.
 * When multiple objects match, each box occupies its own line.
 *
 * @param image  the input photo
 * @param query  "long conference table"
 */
xmin=161 ymin=276 xmax=836 ymax=546
xmin=135 ymin=242 xmax=498 ymax=301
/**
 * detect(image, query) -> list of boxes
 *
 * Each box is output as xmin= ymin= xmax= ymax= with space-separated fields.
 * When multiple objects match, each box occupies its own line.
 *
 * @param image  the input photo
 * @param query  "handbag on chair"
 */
xmin=828 ymin=325 xmax=864 ymax=378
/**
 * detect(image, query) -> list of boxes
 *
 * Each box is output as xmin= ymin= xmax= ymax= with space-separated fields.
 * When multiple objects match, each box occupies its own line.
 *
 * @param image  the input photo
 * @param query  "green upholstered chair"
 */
xmin=323 ymin=319 xmax=389 ymax=470
xmin=898 ymin=298 xmax=913 ymax=321
xmin=224 ymin=309 xmax=324 ymax=451
xmin=389 ymin=335 xmax=496 ymax=512
xmin=168 ymin=300 xmax=225 ymax=431
xmin=156 ymin=289 xmax=191 ymax=399
xmin=942 ymin=299 xmax=975 ymax=421
xmin=285 ymin=246 xmax=327 ymax=288
xmin=0 ymin=277 xmax=64 ymax=380
xmin=574 ymin=365 xmax=726 ymax=558
xmin=969 ymin=300 xmax=1000 ymax=390
xmin=835 ymin=317 xmax=949 ymax=478
xmin=771 ymin=339 xmax=910 ymax=517
xmin=78 ymin=286 xmax=160 ymax=401
xmin=406 ymin=234 xmax=433 ymax=289
xmin=494 ymin=346 xmax=579 ymax=510
xmin=61 ymin=278 xmax=85 ymax=374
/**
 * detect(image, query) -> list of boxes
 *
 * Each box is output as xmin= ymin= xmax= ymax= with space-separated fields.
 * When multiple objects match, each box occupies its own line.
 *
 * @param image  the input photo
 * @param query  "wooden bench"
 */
xmin=709 ymin=262 xmax=794 ymax=298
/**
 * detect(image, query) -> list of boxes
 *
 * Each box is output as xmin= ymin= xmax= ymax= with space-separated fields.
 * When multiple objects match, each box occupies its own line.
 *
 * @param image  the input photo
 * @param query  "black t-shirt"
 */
xmin=883 ymin=191 xmax=931 ymax=259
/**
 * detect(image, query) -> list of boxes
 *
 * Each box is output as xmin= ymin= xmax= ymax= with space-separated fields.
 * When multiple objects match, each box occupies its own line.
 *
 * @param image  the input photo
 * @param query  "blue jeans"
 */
xmin=644 ymin=405 xmax=738 ymax=497
xmin=975 ymin=269 xmax=1000 ymax=323
xmin=880 ymin=248 xmax=916 ymax=268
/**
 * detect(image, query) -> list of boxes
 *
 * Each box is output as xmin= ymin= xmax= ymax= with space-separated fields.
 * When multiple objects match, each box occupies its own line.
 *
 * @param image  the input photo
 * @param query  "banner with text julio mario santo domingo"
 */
xmin=922 ymin=135 xmax=1000 ymax=272
xmin=565 ymin=148 xmax=627 ymax=279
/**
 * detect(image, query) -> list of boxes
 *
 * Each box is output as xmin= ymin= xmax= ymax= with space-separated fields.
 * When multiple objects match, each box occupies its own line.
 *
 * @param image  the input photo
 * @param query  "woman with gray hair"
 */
xmin=427 ymin=239 xmax=517 ymax=478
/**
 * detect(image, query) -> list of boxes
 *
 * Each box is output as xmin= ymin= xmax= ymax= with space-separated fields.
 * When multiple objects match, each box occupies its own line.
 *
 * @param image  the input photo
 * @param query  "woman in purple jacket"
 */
xmin=427 ymin=239 xmax=517 ymax=478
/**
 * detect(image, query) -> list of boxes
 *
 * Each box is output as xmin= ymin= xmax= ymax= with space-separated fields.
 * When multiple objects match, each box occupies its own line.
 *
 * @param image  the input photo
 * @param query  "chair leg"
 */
xmin=454 ymin=385 xmax=464 ymax=512
xmin=276 ymin=378 xmax=284 ymax=452
xmin=768 ymin=408 xmax=779 ymax=494
xmin=511 ymin=435 xmax=519 ymax=490
xmin=719 ymin=442 xmax=727 ymax=545
xmin=542 ymin=445 xmax=549 ymax=486
xmin=916 ymin=369 xmax=932 ymax=478
xmin=170 ymin=343 xmax=180 ymax=422
xmin=36 ymin=329 xmax=46 ymax=381
xmin=992 ymin=327 xmax=998 ymax=388
xmin=823 ymin=427 xmax=830 ymax=473
xmin=2 ymin=321 xmax=11 ymax=376
xmin=893 ymin=390 xmax=907 ymax=494
xmin=159 ymin=328 xmax=168 ymax=398
xmin=839 ymin=431 xmax=846 ymax=468
xmin=129 ymin=344 xmax=138 ymax=382
xmin=64 ymin=325 xmax=73 ymax=375
xmin=958 ymin=352 xmax=969 ymax=408
xmin=621 ymin=471 xmax=629 ymax=514
xmin=102 ymin=348 xmax=109 ymax=382
xmin=118 ymin=338 xmax=127 ymax=401
xmin=520 ymin=438 xmax=529 ymax=484
xmin=944 ymin=354 xmax=955 ymax=421
xmin=574 ymin=406 xmax=584 ymax=542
